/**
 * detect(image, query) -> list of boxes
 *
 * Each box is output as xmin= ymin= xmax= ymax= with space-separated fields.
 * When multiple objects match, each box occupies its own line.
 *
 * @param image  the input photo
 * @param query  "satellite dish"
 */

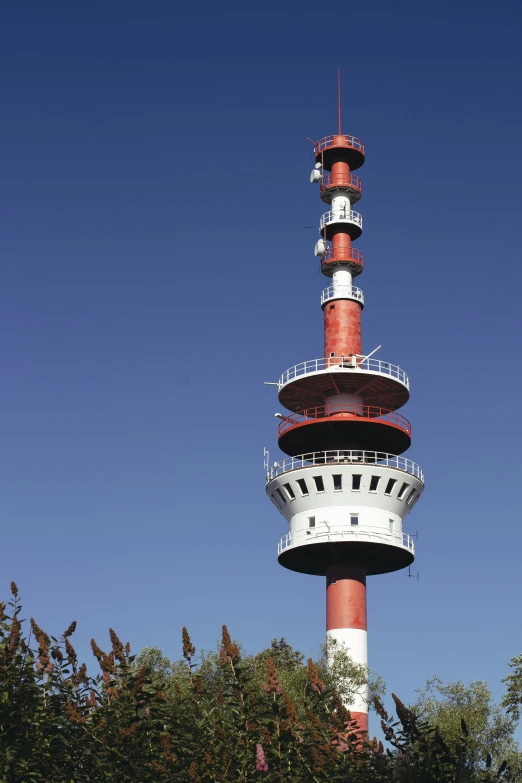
xmin=314 ymin=239 xmax=327 ymax=257
xmin=310 ymin=169 xmax=321 ymax=183
xmin=314 ymin=162 xmax=322 ymax=169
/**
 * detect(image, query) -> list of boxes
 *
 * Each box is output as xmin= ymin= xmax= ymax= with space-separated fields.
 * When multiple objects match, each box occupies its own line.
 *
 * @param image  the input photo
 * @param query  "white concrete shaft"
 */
xmin=332 ymin=266 xmax=353 ymax=289
xmin=327 ymin=628 xmax=368 ymax=714
xmin=331 ymin=193 xmax=351 ymax=218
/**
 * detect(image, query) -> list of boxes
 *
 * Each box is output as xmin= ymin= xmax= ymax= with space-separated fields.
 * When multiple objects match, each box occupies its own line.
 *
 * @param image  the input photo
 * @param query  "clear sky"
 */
xmin=1 ymin=0 xmax=522 ymax=721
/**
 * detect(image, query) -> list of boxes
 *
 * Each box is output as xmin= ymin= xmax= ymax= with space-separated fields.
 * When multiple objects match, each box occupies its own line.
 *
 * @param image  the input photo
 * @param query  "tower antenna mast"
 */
xmin=338 ymin=68 xmax=342 ymax=135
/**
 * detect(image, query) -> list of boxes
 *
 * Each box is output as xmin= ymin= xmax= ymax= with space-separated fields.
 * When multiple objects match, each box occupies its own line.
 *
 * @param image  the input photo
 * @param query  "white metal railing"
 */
xmin=321 ymin=285 xmax=364 ymax=307
xmin=278 ymin=357 xmax=409 ymax=390
xmin=278 ymin=525 xmax=414 ymax=555
xmin=320 ymin=210 xmax=362 ymax=232
xmin=266 ymin=450 xmax=424 ymax=484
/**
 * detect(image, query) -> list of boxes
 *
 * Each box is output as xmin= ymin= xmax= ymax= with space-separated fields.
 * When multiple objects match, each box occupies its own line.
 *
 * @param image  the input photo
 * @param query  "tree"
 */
xmin=502 ymin=652 xmax=522 ymax=722
xmin=373 ymin=693 xmax=514 ymax=783
xmin=412 ymin=676 xmax=522 ymax=777
xmin=318 ymin=635 xmax=386 ymax=712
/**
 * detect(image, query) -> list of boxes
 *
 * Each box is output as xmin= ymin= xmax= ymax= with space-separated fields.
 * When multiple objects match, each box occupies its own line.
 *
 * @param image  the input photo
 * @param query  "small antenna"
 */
xmin=337 ymin=68 xmax=342 ymax=135
xmin=357 ymin=345 xmax=382 ymax=362
xmin=408 ymin=565 xmax=420 ymax=582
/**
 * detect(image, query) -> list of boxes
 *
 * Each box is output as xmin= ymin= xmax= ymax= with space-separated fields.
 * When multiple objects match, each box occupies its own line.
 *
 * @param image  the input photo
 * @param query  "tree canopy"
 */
xmin=412 ymin=676 xmax=522 ymax=777
xmin=0 ymin=583 xmax=516 ymax=782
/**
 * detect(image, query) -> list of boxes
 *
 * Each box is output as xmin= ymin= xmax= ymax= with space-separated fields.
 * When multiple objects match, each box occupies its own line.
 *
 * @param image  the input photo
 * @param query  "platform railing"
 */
xmin=321 ymin=246 xmax=363 ymax=264
xmin=315 ymin=135 xmax=365 ymax=156
xmin=278 ymin=357 xmax=409 ymax=390
xmin=267 ymin=450 xmax=424 ymax=483
xmin=277 ymin=405 xmax=411 ymax=438
xmin=321 ymin=285 xmax=364 ymax=306
xmin=321 ymin=172 xmax=362 ymax=191
xmin=278 ymin=526 xmax=414 ymax=555
xmin=320 ymin=210 xmax=362 ymax=232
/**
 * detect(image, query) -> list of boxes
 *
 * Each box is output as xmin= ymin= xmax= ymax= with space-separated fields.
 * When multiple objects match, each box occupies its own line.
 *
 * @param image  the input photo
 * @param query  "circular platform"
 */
xmin=278 ymin=532 xmax=414 ymax=577
xmin=320 ymin=246 xmax=364 ymax=277
xmin=320 ymin=172 xmax=362 ymax=205
xmin=320 ymin=209 xmax=362 ymax=242
xmin=315 ymin=135 xmax=365 ymax=172
xmin=277 ymin=405 xmax=411 ymax=457
xmin=277 ymin=358 xmax=410 ymax=413
xmin=321 ymin=284 xmax=364 ymax=308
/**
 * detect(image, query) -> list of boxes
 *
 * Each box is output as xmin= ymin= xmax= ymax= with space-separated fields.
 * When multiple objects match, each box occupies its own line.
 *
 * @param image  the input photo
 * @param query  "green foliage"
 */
xmin=0 ymin=585 xmax=515 ymax=782
xmin=317 ymin=635 xmax=386 ymax=709
xmin=373 ymin=694 xmax=515 ymax=782
xmin=135 ymin=635 xmax=385 ymax=721
xmin=412 ymin=676 xmax=522 ymax=776
xmin=503 ymin=653 xmax=522 ymax=722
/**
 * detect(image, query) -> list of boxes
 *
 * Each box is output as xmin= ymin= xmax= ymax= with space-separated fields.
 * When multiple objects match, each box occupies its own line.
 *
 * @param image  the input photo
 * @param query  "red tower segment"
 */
xmin=324 ymin=299 xmax=362 ymax=358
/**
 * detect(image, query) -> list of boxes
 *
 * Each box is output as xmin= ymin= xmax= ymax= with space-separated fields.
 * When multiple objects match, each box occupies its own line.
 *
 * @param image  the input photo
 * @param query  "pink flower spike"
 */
xmin=255 ymin=743 xmax=268 ymax=772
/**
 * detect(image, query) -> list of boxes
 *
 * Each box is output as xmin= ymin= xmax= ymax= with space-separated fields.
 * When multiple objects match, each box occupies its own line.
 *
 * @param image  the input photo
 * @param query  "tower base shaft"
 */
xmin=326 ymin=563 xmax=368 ymax=731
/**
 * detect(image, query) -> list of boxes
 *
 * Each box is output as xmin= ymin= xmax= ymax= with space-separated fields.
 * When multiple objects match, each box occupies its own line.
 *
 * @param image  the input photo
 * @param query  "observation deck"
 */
xmin=266 ymin=450 xmax=423 ymax=576
xmin=320 ymin=209 xmax=362 ymax=241
xmin=315 ymin=135 xmax=365 ymax=171
xmin=278 ymin=525 xmax=415 ymax=577
xmin=320 ymin=172 xmax=362 ymax=205
xmin=277 ymin=405 xmax=411 ymax=456
xmin=321 ymin=284 xmax=364 ymax=308
xmin=277 ymin=357 xmax=410 ymax=413
xmin=320 ymin=245 xmax=364 ymax=277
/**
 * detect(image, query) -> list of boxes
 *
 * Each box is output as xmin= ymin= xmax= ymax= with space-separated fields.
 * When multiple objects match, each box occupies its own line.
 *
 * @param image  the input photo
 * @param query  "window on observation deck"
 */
xmin=308 ymin=516 xmax=316 ymax=528
xmin=275 ymin=488 xmax=287 ymax=505
xmin=406 ymin=489 xmax=418 ymax=505
xmin=350 ymin=514 xmax=359 ymax=526
xmin=397 ymin=482 xmax=409 ymax=500
xmin=313 ymin=476 xmax=325 ymax=492
xmin=352 ymin=474 xmax=362 ymax=491
xmin=332 ymin=474 xmax=342 ymax=491
xmin=296 ymin=479 xmax=309 ymax=496
xmin=384 ymin=478 xmax=397 ymax=495
xmin=369 ymin=476 xmax=380 ymax=492
xmin=283 ymin=483 xmax=295 ymax=500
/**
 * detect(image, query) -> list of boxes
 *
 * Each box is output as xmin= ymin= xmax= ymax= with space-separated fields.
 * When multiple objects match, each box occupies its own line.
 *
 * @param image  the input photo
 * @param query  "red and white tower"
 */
xmin=265 ymin=86 xmax=424 ymax=733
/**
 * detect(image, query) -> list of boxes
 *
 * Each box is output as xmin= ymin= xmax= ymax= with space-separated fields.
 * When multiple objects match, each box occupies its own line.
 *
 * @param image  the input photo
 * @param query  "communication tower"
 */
xmin=265 ymin=80 xmax=424 ymax=732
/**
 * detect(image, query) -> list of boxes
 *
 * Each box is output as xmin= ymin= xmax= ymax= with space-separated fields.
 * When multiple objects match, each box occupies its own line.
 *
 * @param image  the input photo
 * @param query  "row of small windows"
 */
xmin=307 ymin=514 xmax=359 ymax=528
xmin=270 ymin=475 xmax=419 ymax=511
xmin=308 ymin=517 xmax=397 ymax=529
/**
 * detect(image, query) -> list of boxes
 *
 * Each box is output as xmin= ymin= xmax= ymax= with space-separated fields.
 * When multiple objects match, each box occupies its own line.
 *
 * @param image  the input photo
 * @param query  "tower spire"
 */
xmin=265 ymin=98 xmax=425 ymax=734
xmin=338 ymin=68 xmax=342 ymax=135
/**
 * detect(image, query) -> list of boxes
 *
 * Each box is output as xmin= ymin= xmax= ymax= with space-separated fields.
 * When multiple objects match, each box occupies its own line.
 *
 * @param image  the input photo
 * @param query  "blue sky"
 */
xmin=1 ymin=0 xmax=522 ymax=723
